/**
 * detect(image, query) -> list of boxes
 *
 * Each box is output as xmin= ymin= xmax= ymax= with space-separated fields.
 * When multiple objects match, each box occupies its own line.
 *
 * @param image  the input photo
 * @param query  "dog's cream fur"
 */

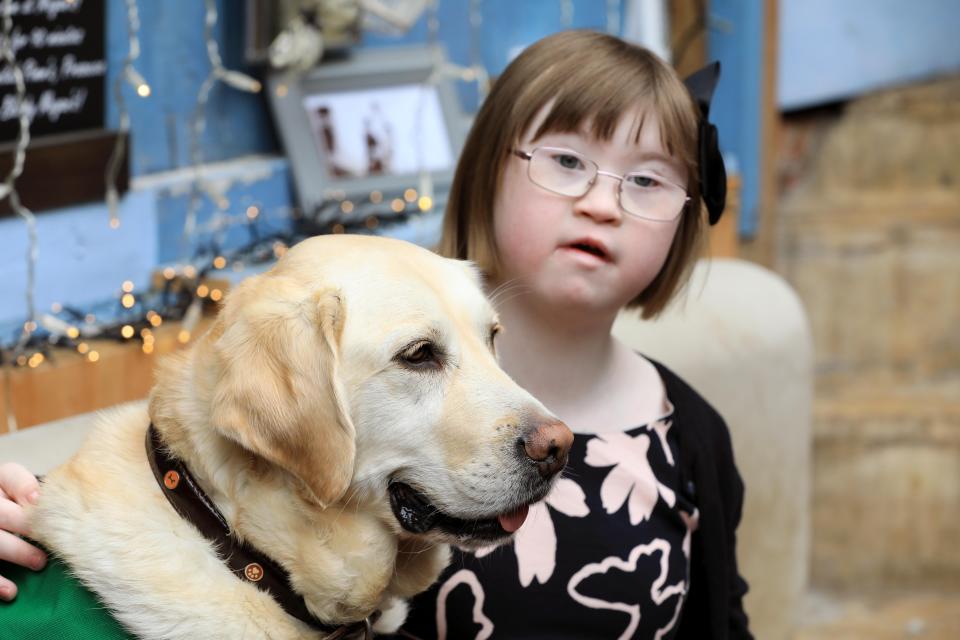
xmin=30 ymin=235 xmax=564 ymax=639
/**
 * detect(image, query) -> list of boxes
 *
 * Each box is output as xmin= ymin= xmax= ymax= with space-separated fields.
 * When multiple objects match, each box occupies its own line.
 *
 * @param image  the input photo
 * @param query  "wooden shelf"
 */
xmin=2 ymin=316 xmax=212 ymax=433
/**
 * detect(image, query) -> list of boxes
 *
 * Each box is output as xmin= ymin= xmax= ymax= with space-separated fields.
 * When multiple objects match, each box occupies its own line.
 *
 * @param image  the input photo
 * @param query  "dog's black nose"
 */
xmin=520 ymin=420 xmax=573 ymax=478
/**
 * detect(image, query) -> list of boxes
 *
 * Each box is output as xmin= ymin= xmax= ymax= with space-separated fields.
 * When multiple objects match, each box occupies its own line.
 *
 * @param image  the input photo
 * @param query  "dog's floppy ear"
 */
xmin=209 ymin=278 xmax=355 ymax=508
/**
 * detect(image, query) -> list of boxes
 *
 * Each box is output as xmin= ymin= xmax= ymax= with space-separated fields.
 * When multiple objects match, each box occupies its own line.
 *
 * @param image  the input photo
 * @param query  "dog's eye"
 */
xmin=398 ymin=341 xmax=443 ymax=370
xmin=489 ymin=324 xmax=502 ymax=352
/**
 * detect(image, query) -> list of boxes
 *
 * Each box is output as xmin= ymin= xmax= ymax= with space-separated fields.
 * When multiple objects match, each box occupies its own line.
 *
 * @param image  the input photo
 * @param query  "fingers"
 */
xmin=0 ymin=529 xmax=47 ymax=601
xmin=0 ymin=469 xmax=48 ymax=603
xmin=0 ymin=492 xmax=32 ymax=537
xmin=0 ymin=573 xmax=17 ymax=601
xmin=0 ymin=464 xmax=47 ymax=601
xmin=0 ymin=462 xmax=40 ymax=507
xmin=0 ymin=530 xmax=46 ymax=571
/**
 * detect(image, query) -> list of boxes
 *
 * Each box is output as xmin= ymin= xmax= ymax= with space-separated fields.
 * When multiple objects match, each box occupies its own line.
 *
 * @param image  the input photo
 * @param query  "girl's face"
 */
xmin=492 ymin=106 xmax=687 ymax=318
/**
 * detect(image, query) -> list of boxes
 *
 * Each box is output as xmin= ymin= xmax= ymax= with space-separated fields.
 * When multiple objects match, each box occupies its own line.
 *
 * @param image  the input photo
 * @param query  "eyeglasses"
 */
xmin=512 ymin=147 xmax=690 ymax=222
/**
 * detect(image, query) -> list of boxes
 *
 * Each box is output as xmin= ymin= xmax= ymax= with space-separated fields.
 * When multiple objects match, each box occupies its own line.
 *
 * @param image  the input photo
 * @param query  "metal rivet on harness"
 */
xmin=163 ymin=470 xmax=180 ymax=490
xmin=244 ymin=562 xmax=264 ymax=582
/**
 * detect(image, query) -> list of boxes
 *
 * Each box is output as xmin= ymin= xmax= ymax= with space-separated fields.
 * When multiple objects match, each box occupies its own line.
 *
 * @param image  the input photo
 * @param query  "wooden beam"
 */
xmin=3 ymin=316 xmax=212 ymax=431
xmin=670 ymin=1 xmax=740 ymax=258
xmin=740 ymin=0 xmax=780 ymax=268
xmin=670 ymin=0 xmax=708 ymax=78
xmin=0 ymin=129 xmax=128 ymax=218
xmin=707 ymin=174 xmax=740 ymax=258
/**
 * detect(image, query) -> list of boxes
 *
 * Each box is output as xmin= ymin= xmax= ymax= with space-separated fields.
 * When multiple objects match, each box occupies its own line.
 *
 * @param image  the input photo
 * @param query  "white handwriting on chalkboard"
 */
xmin=0 ymin=87 xmax=88 ymax=123
xmin=5 ymin=1 xmax=84 ymax=20
xmin=12 ymin=0 xmax=85 ymax=21
xmin=1 ymin=0 xmax=101 ymax=136
xmin=8 ymin=26 xmax=87 ymax=53
xmin=1 ymin=55 xmax=105 ymax=85
xmin=60 ymin=54 xmax=104 ymax=79
xmin=32 ymin=25 xmax=86 ymax=48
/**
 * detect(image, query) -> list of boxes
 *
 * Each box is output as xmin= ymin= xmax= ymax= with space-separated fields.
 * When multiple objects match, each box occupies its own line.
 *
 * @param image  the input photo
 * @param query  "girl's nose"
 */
xmin=573 ymin=173 xmax=623 ymax=224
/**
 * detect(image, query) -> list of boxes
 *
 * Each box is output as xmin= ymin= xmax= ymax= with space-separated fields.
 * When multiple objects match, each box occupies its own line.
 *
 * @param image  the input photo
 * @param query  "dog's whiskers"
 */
xmin=487 ymin=279 xmax=532 ymax=310
xmin=489 ymin=288 xmax=534 ymax=311
xmin=487 ymin=277 xmax=524 ymax=303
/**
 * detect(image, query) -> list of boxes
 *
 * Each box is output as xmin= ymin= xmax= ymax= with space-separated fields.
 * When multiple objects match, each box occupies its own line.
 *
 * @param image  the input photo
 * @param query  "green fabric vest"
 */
xmin=0 ymin=557 xmax=133 ymax=640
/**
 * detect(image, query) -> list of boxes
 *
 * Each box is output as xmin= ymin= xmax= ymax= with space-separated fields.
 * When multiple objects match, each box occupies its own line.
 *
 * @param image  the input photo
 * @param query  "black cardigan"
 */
xmin=652 ymin=359 xmax=753 ymax=640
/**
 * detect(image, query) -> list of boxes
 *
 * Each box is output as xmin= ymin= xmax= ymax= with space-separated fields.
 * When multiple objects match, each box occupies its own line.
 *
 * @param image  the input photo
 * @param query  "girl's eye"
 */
xmin=553 ymin=153 xmax=584 ymax=171
xmin=398 ymin=341 xmax=443 ymax=369
xmin=627 ymin=173 xmax=662 ymax=189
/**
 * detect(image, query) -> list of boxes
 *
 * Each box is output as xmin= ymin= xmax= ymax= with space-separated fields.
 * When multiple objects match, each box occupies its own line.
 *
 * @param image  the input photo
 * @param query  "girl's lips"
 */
xmin=557 ymin=247 xmax=610 ymax=269
xmin=560 ymin=239 xmax=613 ymax=263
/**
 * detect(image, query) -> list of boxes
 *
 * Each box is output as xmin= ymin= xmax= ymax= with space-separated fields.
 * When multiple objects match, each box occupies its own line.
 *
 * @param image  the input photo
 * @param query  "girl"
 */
xmin=0 ymin=30 xmax=751 ymax=639
xmin=395 ymin=30 xmax=751 ymax=640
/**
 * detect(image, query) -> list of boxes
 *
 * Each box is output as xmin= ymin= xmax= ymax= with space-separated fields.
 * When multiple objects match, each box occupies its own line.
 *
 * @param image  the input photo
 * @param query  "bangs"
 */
xmin=523 ymin=53 xmax=698 ymax=170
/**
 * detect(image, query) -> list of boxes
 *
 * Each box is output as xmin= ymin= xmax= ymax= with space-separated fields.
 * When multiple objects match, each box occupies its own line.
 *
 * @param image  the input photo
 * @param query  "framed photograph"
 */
xmin=302 ymin=84 xmax=454 ymax=180
xmin=265 ymin=45 xmax=467 ymax=225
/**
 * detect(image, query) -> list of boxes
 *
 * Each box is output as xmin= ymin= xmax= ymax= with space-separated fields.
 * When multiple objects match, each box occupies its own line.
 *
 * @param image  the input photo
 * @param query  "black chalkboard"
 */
xmin=0 ymin=0 xmax=105 ymax=143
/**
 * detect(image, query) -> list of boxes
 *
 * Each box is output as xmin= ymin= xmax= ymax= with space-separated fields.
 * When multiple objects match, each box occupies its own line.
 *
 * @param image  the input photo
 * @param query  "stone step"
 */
xmin=793 ymin=590 xmax=960 ymax=640
xmin=811 ymin=392 xmax=960 ymax=590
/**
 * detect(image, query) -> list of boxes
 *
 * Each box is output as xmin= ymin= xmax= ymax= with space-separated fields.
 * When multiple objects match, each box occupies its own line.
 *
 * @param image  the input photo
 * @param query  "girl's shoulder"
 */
xmin=645 ymin=356 xmax=723 ymax=423
xmin=643 ymin=356 xmax=736 ymax=464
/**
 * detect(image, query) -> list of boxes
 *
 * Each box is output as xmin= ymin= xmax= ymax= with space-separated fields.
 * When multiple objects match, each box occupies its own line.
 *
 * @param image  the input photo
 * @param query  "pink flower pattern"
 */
xmin=584 ymin=420 xmax=677 ymax=524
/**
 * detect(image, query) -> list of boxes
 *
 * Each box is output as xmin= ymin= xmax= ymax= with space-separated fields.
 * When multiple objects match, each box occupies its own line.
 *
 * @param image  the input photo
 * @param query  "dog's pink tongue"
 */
xmin=497 ymin=504 xmax=529 ymax=533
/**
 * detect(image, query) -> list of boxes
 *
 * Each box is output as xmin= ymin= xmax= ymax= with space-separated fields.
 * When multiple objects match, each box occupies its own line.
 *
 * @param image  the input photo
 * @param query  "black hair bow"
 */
xmin=683 ymin=61 xmax=726 ymax=225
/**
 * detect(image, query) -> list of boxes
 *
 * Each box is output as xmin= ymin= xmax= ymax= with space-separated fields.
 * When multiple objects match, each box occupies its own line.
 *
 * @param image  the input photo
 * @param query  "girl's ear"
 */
xmin=209 ymin=278 xmax=355 ymax=508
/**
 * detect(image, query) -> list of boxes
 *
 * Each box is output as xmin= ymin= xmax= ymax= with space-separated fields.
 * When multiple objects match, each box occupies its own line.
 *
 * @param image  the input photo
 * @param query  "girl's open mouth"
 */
xmin=562 ymin=240 xmax=611 ymax=262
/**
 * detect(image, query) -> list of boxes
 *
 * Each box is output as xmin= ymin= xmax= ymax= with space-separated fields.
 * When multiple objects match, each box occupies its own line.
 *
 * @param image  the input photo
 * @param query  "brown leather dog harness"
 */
xmin=146 ymin=424 xmax=375 ymax=639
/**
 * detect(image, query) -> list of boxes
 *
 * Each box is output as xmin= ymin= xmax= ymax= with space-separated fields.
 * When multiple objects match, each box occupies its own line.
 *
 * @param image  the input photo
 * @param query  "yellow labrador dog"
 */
xmin=29 ymin=235 xmax=572 ymax=639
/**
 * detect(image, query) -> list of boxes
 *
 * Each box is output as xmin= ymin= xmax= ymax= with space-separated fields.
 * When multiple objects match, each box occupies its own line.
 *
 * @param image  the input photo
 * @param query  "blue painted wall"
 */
xmin=105 ymin=0 xmax=277 ymax=174
xmin=707 ymin=0 xmax=764 ymax=238
xmin=779 ymin=0 xmax=960 ymax=110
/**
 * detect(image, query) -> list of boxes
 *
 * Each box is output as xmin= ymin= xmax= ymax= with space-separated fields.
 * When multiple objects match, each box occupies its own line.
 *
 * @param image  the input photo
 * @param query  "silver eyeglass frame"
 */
xmin=512 ymin=147 xmax=691 ymax=222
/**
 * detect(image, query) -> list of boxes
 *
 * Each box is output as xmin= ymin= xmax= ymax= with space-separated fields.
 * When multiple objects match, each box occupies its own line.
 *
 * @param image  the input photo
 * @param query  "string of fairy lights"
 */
xmin=185 ymin=0 xmax=263 ymax=246
xmin=1 ymin=0 xmax=630 ymax=380
xmin=0 ymin=0 xmax=38 ymax=358
xmin=105 ymin=0 xmax=151 ymax=229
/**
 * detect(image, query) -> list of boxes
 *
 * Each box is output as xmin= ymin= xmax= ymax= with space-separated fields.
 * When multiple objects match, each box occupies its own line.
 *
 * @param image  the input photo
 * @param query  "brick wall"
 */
xmin=775 ymin=75 xmax=960 ymax=590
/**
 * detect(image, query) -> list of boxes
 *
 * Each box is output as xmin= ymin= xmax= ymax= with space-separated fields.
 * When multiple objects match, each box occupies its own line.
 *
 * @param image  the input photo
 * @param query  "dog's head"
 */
xmin=170 ymin=234 xmax=571 ymax=549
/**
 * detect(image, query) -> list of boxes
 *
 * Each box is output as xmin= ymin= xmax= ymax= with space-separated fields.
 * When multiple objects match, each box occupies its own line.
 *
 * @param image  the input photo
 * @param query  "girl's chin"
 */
xmin=491 ymin=270 xmax=634 ymax=317
xmin=537 ymin=284 xmax=627 ymax=317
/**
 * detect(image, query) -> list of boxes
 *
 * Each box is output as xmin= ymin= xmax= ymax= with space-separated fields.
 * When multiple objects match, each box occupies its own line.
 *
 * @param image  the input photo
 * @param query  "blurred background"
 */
xmin=0 ymin=1 xmax=957 ymax=638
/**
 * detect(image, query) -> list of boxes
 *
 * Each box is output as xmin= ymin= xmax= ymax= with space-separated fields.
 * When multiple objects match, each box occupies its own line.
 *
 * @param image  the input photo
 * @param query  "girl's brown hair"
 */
xmin=438 ymin=30 xmax=707 ymax=319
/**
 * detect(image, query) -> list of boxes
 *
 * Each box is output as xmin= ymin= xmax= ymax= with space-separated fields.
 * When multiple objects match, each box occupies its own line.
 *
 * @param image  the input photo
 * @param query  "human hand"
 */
xmin=0 ymin=462 xmax=47 ymax=601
